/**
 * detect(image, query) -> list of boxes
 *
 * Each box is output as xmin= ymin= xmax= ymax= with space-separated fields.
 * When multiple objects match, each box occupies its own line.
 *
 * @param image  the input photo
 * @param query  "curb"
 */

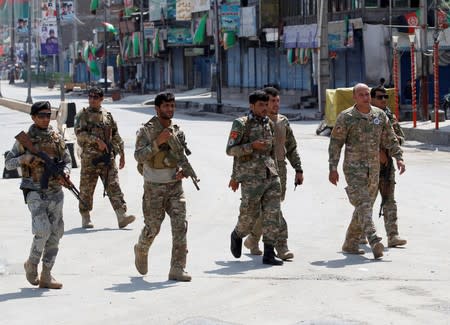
xmin=175 ymin=100 xmax=321 ymax=121
xmin=402 ymin=126 xmax=450 ymax=146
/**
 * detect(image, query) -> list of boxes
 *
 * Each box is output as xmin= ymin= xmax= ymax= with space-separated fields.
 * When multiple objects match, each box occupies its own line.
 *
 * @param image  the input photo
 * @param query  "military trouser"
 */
xmin=379 ymin=163 xmax=399 ymax=237
xmin=249 ymin=211 xmax=288 ymax=246
xmin=234 ymin=175 xmax=282 ymax=246
xmin=79 ymin=158 xmax=127 ymax=214
xmin=26 ymin=189 xmax=64 ymax=269
xmin=249 ymin=161 xmax=288 ymax=244
xmin=343 ymin=166 xmax=381 ymax=246
xmin=137 ymin=181 xmax=188 ymax=269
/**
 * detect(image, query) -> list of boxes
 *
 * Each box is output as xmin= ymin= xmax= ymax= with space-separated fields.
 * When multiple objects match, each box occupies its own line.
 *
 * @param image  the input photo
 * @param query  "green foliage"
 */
xmin=31 ymin=71 xmax=72 ymax=84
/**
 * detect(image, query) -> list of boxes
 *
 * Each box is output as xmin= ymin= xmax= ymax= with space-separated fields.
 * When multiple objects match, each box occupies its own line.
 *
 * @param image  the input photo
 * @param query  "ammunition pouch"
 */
xmin=92 ymin=152 xmax=112 ymax=166
xmin=149 ymin=144 xmax=178 ymax=169
xmin=238 ymin=151 xmax=270 ymax=163
xmin=239 ymin=155 xmax=252 ymax=162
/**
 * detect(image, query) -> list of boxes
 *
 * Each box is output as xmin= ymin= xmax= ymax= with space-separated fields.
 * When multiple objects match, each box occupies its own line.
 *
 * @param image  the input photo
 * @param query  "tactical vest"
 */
xmin=239 ymin=116 xmax=274 ymax=162
xmin=21 ymin=125 xmax=65 ymax=188
xmin=79 ymin=107 xmax=114 ymax=151
xmin=139 ymin=119 xmax=183 ymax=170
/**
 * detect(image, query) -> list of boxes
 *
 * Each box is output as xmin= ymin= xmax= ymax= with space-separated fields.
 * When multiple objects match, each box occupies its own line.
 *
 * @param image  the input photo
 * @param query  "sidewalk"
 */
xmin=400 ymin=120 xmax=450 ymax=147
xmin=1 ymin=80 xmax=450 ymax=146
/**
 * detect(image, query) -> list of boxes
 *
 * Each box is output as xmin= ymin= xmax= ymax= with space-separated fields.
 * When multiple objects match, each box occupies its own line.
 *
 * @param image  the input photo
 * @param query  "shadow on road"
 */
xmin=105 ymin=276 xmax=176 ymax=293
xmin=0 ymin=287 xmax=47 ymax=302
xmin=64 ymin=227 xmax=120 ymax=235
xmin=310 ymin=252 xmax=391 ymax=268
xmin=204 ymin=256 xmax=272 ymax=275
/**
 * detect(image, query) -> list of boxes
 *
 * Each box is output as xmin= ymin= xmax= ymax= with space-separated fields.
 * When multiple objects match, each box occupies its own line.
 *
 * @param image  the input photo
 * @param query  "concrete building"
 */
xmin=1 ymin=0 xmax=450 ymax=111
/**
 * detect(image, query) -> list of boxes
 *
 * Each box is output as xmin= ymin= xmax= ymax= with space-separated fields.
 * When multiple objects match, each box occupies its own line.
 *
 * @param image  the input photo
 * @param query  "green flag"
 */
xmin=153 ymin=29 xmax=160 ymax=56
xmin=102 ymin=22 xmax=118 ymax=35
xmin=193 ymin=14 xmax=207 ymax=45
xmin=90 ymin=0 xmax=99 ymax=14
xmin=287 ymin=48 xmax=294 ymax=65
xmin=89 ymin=59 xmax=100 ymax=76
xmin=133 ymin=32 xmax=140 ymax=57
xmin=223 ymin=31 xmax=236 ymax=50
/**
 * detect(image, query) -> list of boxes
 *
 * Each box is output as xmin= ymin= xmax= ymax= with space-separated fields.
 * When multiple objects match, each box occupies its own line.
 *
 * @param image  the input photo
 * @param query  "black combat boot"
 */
xmin=263 ymin=243 xmax=283 ymax=265
xmin=230 ymin=230 xmax=242 ymax=258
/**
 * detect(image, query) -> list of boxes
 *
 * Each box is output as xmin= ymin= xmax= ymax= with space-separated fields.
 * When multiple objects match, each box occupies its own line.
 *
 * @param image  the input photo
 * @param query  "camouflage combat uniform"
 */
xmin=379 ymin=107 xmax=405 ymax=239
xmin=134 ymin=116 xmax=195 ymax=280
xmin=227 ymin=112 xmax=282 ymax=246
xmin=238 ymin=114 xmax=303 ymax=253
xmin=328 ymin=105 xmax=403 ymax=249
xmin=74 ymin=106 xmax=130 ymax=224
xmin=5 ymin=124 xmax=71 ymax=284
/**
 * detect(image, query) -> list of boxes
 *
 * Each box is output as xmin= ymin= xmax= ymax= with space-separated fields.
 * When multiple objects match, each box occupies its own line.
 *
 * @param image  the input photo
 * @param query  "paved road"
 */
xmin=0 ymin=85 xmax=449 ymax=324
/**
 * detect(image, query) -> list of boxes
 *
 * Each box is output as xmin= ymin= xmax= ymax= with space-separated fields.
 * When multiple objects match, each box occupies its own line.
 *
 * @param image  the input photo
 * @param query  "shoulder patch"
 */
xmin=229 ymin=131 xmax=239 ymax=139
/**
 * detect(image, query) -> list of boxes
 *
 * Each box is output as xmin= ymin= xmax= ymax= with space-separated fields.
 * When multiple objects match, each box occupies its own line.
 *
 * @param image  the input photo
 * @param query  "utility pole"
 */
xmin=213 ymin=0 xmax=222 ymax=110
xmin=316 ymin=0 xmax=329 ymax=116
xmin=419 ymin=0 xmax=428 ymax=120
xmin=10 ymin=0 xmax=15 ymax=84
xmin=433 ymin=0 xmax=441 ymax=129
xmin=139 ymin=0 xmax=145 ymax=94
xmin=103 ymin=1 xmax=108 ymax=95
xmin=26 ymin=1 xmax=33 ymax=103
xmin=73 ymin=0 xmax=78 ymax=84
xmin=56 ymin=0 xmax=65 ymax=102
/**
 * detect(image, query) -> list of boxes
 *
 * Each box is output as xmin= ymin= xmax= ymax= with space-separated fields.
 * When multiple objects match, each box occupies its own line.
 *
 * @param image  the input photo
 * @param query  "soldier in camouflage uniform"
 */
xmin=368 ymin=86 xmax=407 ymax=247
xmin=133 ymin=92 xmax=195 ymax=281
xmin=5 ymin=101 xmax=71 ymax=289
xmin=227 ymin=90 xmax=283 ymax=265
xmin=230 ymin=87 xmax=303 ymax=260
xmin=74 ymin=87 xmax=135 ymax=229
xmin=328 ymin=83 xmax=405 ymax=259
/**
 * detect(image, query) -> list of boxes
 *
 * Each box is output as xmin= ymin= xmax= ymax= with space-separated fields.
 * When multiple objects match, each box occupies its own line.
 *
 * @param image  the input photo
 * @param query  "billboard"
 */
xmin=40 ymin=21 xmax=58 ymax=55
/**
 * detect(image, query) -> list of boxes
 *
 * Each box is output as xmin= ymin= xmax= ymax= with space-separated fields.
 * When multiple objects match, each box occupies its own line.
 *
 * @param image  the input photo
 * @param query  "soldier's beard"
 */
xmin=159 ymin=112 xmax=173 ymax=120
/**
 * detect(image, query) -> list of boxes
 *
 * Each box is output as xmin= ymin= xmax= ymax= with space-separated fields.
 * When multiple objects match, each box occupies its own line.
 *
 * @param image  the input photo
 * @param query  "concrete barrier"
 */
xmin=403 ymin=127 xmax=450 ymax=146
xmin=0 ymin=97 xmax=58 ymax=119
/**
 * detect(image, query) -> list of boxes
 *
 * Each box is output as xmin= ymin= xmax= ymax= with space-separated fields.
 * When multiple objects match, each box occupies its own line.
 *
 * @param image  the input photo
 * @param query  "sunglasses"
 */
xmin=375 ymin=95 xmax=389 ymax=100
xmin=88 ymin=95 xmax=102 ymax=99
xmin=36 ymin=112 xmax=52 ymax=119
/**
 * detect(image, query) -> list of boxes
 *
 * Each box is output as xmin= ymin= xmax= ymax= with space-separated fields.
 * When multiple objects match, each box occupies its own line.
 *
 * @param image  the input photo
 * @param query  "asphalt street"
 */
xmin=0 ymin=84 xmax=449 ymax=325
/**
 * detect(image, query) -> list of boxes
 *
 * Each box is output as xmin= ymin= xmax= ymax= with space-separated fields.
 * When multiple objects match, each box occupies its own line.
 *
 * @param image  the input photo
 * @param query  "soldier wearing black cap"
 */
xmin=5 ymin=101 xmax=72 ymax=289
xmin=74 ymin=87 xmax=135 ymax=229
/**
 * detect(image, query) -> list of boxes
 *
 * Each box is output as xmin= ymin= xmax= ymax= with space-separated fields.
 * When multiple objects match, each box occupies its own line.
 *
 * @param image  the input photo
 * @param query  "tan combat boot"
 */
xmin=244 ymin=235 xmax=262 ymax=255
xmin=388 ymin=235 xmax=407 ymax=247
xmin=81 ymin=211 xmax=93 ymax=229
xmin=116 ymin=209 xmax=136 ymax=229
xmin=371 ymin=242 xmax=385 ymax=259
xmin=39 ymin=265 xmax=62 ymax=289
xmin=134 ymin=244 xmax=149 ymax=275
xmin=342 ymin=241 xmax=365 ymax=255
xmin=24 ymin=259 xmax=39 ymax=286
xmin=168 ymin=267 xmax=192 ymax=282
xmin=276 ymin=241 xmax=294 ymax=260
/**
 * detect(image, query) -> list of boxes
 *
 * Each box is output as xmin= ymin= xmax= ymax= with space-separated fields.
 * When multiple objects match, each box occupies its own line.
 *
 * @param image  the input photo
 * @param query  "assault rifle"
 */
xmin=378 ymin=155 xmax=393 ymax=218
xmin=91 ymin=126 xmax=112 ymax=197
xmin=15 ymin=131 xmax=87 ymax=207
xmin=169 ymin=131 xmax=200 ymax=190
